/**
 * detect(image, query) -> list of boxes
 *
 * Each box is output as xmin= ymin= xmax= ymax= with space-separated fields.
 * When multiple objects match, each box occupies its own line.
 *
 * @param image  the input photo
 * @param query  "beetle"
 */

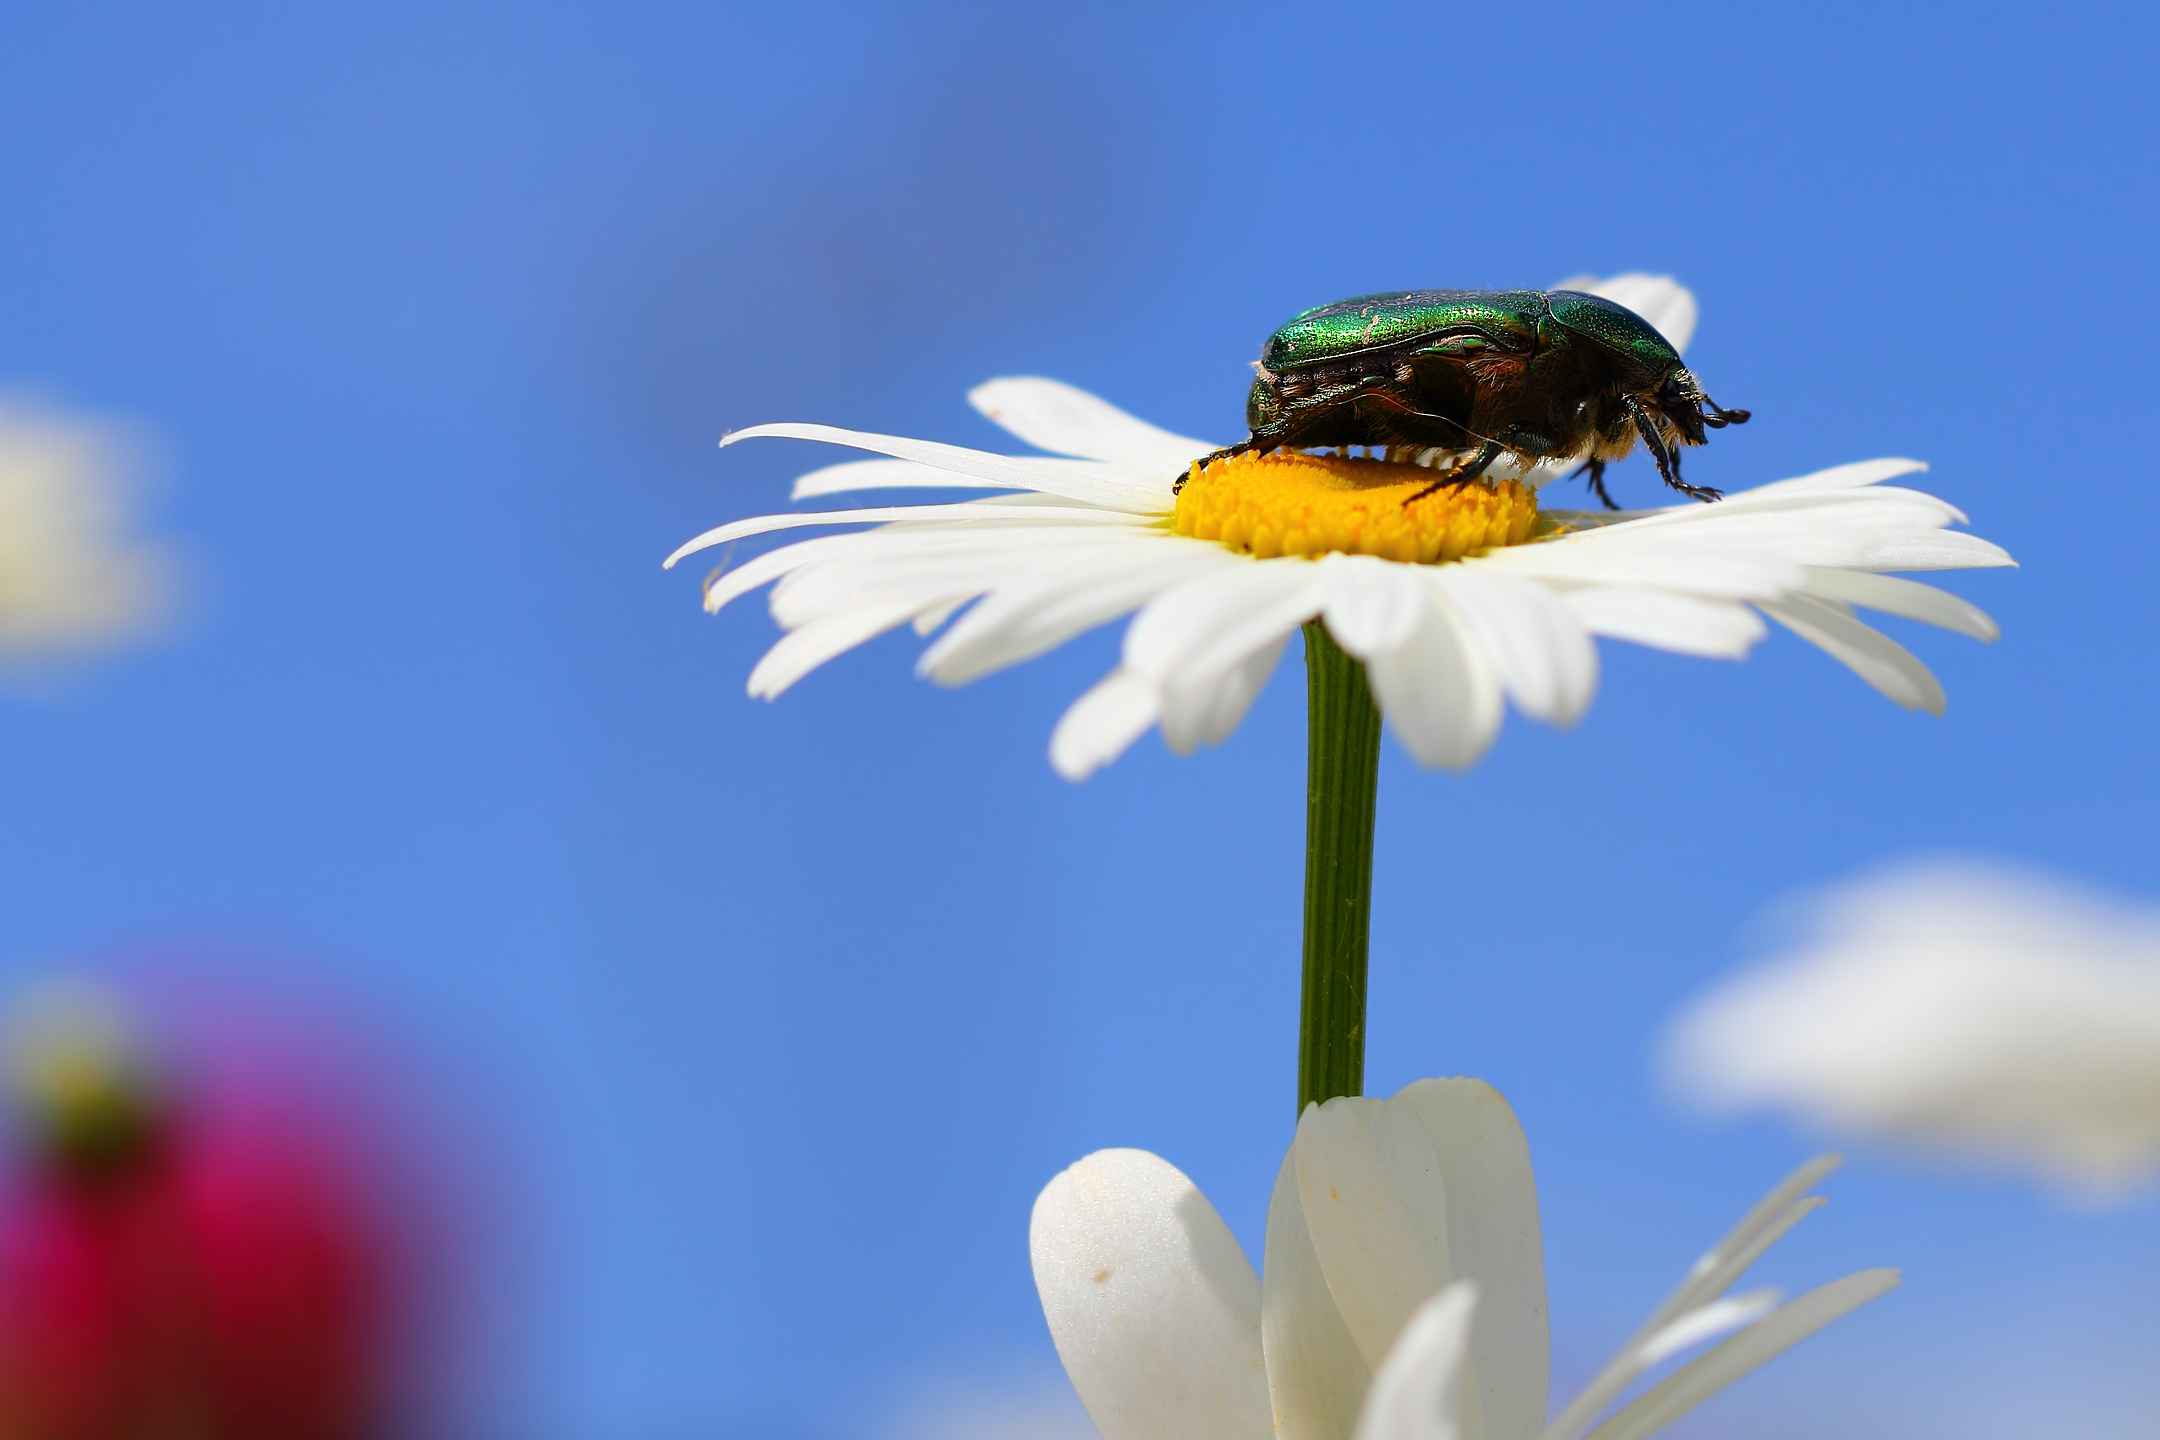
xmin=1179 ymin=289 xmax=1750 ymax=509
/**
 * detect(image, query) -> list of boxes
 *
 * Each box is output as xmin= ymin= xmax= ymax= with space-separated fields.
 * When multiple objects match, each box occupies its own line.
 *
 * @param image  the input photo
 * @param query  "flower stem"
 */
xmin=1298 ymin=620 xmax=1381 ymax=1116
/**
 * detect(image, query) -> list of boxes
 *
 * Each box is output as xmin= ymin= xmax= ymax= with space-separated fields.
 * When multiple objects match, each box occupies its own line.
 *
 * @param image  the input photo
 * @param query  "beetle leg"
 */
xmin=1626 ymin=396 xmax=1721 ymax=503
xmin=1402 ymin=441 xmax=1502 ymax=506
xmin=1564 ymin=457 xmax=1620 ymax=511
xmin=1172 ymin=442 xmax=1259 ymax=494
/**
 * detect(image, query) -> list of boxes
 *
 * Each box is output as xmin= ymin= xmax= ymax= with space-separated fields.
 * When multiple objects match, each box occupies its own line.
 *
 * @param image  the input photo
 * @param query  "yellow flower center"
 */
xmin=1170 ymin=451 xmax=1541 ymax=563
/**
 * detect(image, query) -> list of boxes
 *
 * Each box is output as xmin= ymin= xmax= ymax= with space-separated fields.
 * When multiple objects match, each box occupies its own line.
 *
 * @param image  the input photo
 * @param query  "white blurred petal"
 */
xmin=1351 ymin=1284 xmax=1480 ymax=1440
xmin=0 ymin=398 xmax=180 ymax=657
xmin=1667 ymin=862 xmax=2160 ymax=1197
xmin=1583 ymin=1271 xmax=1898 ymax=1440
xmin=1029 ymin=1150 xmax=1274 ymax=1439
xmin=1543 ymin=1292 xmax=1782 ymax=1440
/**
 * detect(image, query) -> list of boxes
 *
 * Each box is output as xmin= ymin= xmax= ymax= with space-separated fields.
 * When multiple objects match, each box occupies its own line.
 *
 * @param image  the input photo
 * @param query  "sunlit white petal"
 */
xmin=1030 ymin=1149 xmax=1274 ymax=1439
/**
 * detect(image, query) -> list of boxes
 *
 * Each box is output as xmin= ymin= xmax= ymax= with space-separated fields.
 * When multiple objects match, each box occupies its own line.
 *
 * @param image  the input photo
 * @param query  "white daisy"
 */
xmin=1663 ymin=859 xmax=2160 ymax=1199
xmin=1030 ymin=1078 xmax=1893 ymax=1440
xmin=0 ymin=396 xmax=178 ymax=660
xmin=666 ymin=275 xmax=2012 ymax=780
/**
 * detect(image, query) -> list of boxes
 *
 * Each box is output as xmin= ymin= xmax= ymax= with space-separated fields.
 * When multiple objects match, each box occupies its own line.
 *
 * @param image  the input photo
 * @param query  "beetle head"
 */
xmin=1652 ymin=366 xmax=1751 ymax=447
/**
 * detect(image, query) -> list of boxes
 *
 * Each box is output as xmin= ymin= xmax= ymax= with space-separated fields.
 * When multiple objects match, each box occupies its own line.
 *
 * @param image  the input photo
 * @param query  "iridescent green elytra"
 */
xmin=1182 ymin=289 xmax=1750 ymax=509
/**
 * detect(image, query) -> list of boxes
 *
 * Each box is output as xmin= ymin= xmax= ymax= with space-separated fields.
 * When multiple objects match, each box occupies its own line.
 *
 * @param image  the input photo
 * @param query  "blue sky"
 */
xmin=4 ymin=2 xmax=2156 ymax=1433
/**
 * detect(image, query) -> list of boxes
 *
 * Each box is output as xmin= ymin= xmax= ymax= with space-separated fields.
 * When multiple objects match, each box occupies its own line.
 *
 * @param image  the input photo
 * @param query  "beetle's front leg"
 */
xmin=1174 ymin=372 xmax=1417 ymax=494
xmin=1402 ymin=441 xmax=1503 ymax=506
xmin=1172 ymin=443 xmax=1257 ymax=494
xmin=1625 ymin=396 xmax=1722 ymax=503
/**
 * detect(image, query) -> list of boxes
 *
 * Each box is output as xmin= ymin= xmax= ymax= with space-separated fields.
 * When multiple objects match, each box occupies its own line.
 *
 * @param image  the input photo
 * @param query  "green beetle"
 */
xmin=1182 ymin=289 xmax=1750 ymax=508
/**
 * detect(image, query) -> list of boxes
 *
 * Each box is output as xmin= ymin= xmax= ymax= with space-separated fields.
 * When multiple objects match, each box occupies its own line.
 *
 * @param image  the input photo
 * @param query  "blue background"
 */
xmin=4 ymin=2 xmax=2154 ymax=1433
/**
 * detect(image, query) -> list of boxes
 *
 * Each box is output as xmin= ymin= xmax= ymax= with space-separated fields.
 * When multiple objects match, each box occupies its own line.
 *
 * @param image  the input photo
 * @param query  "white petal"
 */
xmin=921 ymin=545 xmax=1226 ymax=685
xmin=1432 ymin=569 xmax=1598 ymax=725
xmin=1391 ymin=1079 xmax=1549 ymax=1440
xmin=1799 ymin=568 xmax=1999 ymax=641
xmin=1722 ymin=456 xmax=1930 ymax=500
xmin=1123 ymin=562 xmax=1324 ymax=686
xmin=1558 ymin=588 xmax=1767 ymax=658
xmin=1292 ymin=1080 xmax=1545 ymax=1439
xmin=969 ymin=376 xmax=1215 ymax=472
xmin=1029 ymin=1149 xmax=1274 ymax=1439
xmin=665 ymin=500 xmax=1138 ymax=570
xmin=1647 ymin=1156 xmax=1841 ymax=1335
xmin=1635 ymin=1290 xmax=1782 ymax=1368
xmin=792 ymin=457 xmax=1007 ymax=499
xmin=1762 ymin=596 xmax=1946 ymax=713
xmin=1318 ymin=556 xmax=1433 ymax=660
xmin=724 ymin=421 xmax=1165 ymax=512
xmin=744 ymin=598 xmax=929 ymax=698
xmin=912 ymin=596 xmax=966 ymax=635
xmin=1542 ymin=1293 xmax=1781 ymax=1440
xmin=1352 ymin=1284 xmax=1481 ymax=1440
xmin=1362 ymin=597 xmax=1503 ymax=769
xmin=767 ymin=531 xmax=1146 ymax=630
xmin=1583 ymin=1271 xmax=1898 ymax=1440
xmin=1477 ymin=537 xmax=1803 ymax=602
xmin=1546 ymin=1157 xmax=1840 ymax=1440
xmin=1292 ymin=1096 xmax=1464 ymax=1375
xmin=1050 ymin=668 xmax=1162 ymax=781
xmin=1264 ymin=1151 xmax=1373 ymax=1440
xmin=1161 ymin=632 xmax=1291 ymax=754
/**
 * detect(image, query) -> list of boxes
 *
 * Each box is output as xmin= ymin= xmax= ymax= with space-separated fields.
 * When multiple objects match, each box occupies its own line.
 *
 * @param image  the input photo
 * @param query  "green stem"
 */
xmin=1298 ymin=620 xmax=1382 ymax=1116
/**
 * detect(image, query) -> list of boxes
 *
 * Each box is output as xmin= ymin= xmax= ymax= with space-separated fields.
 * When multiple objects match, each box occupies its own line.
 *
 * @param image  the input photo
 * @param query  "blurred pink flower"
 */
xmin=0 ymin=988 xmax=401 ymax=1439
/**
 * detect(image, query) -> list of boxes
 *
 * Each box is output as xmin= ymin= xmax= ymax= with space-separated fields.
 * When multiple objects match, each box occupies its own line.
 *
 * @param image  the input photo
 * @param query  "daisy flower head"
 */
xmin=1029 ymin=1078 xmax=1894 ymax=1439
xmin=666 ymin=275 xmax=2013 ymax=780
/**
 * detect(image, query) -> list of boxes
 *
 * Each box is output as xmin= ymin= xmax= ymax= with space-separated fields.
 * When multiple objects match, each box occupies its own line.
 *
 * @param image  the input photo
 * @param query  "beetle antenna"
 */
xmin=1698 ymin=394 xmax=1751 ymax=427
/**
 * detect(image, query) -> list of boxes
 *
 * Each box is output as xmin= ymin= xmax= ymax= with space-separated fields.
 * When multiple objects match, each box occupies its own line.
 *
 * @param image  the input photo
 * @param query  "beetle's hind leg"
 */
xmin=1402 ymin=441 xmax=1503 ymax=506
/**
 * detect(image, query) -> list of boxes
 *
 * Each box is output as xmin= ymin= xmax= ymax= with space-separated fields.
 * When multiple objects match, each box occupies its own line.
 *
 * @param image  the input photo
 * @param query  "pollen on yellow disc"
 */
xmin=1169 ymin=451 xmax=1541 ymax=563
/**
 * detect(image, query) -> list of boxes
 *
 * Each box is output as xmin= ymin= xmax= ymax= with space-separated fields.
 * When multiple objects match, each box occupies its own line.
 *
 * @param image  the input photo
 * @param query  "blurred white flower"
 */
xmin=1029 ymin=1079 xmax=1893 ymax=1438
xmin=1664 ymin=860 xmax=2160 ymax=1199
xmin=0 ymin=396 xmax=179 ymax=659
xmin=668 ymin=274 xmax=2011 ymax=780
